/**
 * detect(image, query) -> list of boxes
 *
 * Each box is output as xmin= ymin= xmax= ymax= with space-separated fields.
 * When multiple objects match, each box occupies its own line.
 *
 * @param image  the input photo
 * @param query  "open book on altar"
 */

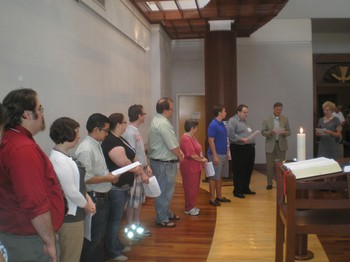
xmin=283 ymin=157 xmax=342 ymax=179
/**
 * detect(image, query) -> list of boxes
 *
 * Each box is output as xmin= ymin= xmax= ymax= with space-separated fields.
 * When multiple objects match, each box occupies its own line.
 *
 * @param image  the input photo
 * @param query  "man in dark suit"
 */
xmin=261 ymin=102 xmax=291 ymax=190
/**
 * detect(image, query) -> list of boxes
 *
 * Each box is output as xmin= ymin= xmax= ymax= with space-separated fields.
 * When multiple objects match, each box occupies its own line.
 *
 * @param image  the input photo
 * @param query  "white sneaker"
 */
xmin=184 ymin=208 xmax=199 ymax=216
xmin=111 ymin=255 xmax=128 ymax=261
xmin=194 ymin=207 xmax=200 ymax=212
xmin=121 ymin=246 xmax=131 ymax=253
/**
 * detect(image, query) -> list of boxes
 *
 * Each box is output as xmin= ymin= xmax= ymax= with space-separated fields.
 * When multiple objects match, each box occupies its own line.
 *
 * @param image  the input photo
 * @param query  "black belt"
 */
xmin=88 ymin=191 xmax=109 ymax=199
xmin=151 ymin=158 xmax=179 ymax=163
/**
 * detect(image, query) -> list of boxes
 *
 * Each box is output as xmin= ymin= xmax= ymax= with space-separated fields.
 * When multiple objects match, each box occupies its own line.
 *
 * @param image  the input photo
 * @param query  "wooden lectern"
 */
xmin=275 ymin=160 xmax=350 ymax=262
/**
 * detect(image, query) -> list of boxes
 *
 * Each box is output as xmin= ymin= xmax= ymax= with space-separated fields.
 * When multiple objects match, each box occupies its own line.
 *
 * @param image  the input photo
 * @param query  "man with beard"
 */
xmin=0 ymin=88 xmax=65 ymax=262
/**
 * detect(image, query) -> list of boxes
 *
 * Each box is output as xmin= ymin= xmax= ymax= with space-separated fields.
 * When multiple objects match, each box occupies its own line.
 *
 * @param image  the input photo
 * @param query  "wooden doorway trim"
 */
xmin=313 ymin=53 xmax=350 ymax=157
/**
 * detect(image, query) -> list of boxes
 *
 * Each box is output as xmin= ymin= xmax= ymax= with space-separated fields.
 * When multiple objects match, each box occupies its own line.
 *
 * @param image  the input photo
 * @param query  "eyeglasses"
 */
xmin=38 ymin=105 xmax=44 ymax=113
xmin=121 ymin=121 xmax=127 ymax=124
xmin=100 ymin=128 xmax=109 ymax=133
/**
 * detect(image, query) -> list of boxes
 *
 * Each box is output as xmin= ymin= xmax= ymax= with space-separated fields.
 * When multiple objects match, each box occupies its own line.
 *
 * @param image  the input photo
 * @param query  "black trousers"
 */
xmin=230 ymin=143 xmax=255 ymax=194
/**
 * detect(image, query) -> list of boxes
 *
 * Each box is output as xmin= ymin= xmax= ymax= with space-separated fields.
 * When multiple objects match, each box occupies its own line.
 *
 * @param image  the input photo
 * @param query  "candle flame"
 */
xmin=299 ymin=127 xmax=304 ymax=134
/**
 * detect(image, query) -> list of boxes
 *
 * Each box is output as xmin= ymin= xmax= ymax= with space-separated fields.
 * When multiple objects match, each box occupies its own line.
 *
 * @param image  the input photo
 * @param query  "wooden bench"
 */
xmin=275 ymin=164 xmax=350 ymax=261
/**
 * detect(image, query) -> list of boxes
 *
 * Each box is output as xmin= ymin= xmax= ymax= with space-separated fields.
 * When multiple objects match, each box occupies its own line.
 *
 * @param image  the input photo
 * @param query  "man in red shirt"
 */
xmin=0 ymin=88 xmax=64 ymax=262
xmin=0 ymin=102 xmax=4 ymax=140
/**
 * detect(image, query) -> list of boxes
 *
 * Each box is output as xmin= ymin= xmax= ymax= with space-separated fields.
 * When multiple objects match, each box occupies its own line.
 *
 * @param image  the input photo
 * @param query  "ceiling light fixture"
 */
xmin=146 ymin=0 xmax=210 ymax=11
xmin=209 ymin=20 xmax=235 ymax=31
xmin=197 ymin=0 xmax=210 ymax=9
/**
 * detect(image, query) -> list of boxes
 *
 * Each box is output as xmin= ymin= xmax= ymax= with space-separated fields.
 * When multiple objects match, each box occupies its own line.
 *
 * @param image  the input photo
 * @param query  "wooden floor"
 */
xmin=120 ymin=184 xmax=216 ymax=262
xmin=108 ymin=170 xmax=350 ymax=262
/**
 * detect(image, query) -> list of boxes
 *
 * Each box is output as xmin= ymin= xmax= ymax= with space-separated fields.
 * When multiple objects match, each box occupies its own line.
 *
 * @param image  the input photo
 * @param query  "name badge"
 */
xmin=247 ymin=127 xmax=252 ymax=132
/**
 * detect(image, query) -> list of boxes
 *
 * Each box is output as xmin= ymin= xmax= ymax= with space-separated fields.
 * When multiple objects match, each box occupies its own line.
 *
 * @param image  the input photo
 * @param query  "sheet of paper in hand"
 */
xmin=143 ymin=176 xmax=161 ymax=197
xmin=205 ymin=162 xmax=215 ymax=177
xmin=111 ymin=161 xmax=141 ymax=177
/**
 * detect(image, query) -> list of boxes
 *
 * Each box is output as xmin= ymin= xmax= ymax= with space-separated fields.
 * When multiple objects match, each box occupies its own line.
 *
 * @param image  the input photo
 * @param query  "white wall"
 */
xmin=0 ymin=0 xmax=154 ymax=154
xmin=171 ymin=39 xmax=205 ymax=95
xmin=278 ymin=1 xmax=350 ymax=54
xmin=277 ymin=0 xmax=350 ymax=19
xmin=149 ymin=24 xmax=173 ymax=124
xmin=237 ymin=19 xmax=313 ymax=163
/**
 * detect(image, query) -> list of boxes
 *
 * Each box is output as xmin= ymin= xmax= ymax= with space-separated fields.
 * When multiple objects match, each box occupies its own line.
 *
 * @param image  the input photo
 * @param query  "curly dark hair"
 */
xmin=50 ymin=117 xmax=80 ymax=144
xmin=2 ymin=88 xmax=37 ymax=128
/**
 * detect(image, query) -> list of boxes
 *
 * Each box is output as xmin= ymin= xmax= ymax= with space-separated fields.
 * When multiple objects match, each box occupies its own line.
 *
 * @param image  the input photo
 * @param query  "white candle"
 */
xmin=297 ymin=127 xmax=306 ymax=161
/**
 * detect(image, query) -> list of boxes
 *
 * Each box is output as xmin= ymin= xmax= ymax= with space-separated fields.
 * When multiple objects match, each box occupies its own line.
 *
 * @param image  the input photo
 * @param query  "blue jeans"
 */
xmin=104 ymin=188 xmax=129 ymax=259
xmin=80 ymin=196 xmax=110 ymax=262
xmin=150 ymin=160 xmax=177 ymax=223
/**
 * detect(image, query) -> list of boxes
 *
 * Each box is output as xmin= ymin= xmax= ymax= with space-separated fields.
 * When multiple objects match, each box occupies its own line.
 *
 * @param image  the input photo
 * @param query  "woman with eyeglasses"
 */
xmin=101 ymin=113 xmax=141 ymax=261
xmin=49 ymin=117 xmax=96 ymax=262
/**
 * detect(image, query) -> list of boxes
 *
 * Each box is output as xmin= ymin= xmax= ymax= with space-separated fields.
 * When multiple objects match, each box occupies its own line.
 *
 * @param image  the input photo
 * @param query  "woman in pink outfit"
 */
xmin=180 ymin=119 xmax=207 ymax=216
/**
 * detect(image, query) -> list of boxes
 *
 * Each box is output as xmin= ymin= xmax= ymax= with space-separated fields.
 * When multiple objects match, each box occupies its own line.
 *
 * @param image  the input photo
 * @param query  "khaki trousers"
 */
xmin=266 ymin=142 xmax=286 ymax=186
xmin=57 ymin=220 xmax=84 ymax=262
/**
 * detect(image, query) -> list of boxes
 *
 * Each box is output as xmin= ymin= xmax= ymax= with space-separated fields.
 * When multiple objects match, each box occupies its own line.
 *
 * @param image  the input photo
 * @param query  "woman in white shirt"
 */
xmin=49 ymin=117 xmax=96 ymax=262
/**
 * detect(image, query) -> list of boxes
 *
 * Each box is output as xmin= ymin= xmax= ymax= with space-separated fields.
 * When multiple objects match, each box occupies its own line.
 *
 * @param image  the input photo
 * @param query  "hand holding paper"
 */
xmin=315 ymin=128 xmax=328 ymax=136
xmin=111 ymin=161 xmax=141 ymax=177
xmin=143 ymin=176 xmax=161 ymax=197
xmin=245 ymin=130 xmax=260 ymax=141
xmin=273 ymin=126 xmax=285 ymax=135
xmin=205 ymin=162 xmax=215 ymax=177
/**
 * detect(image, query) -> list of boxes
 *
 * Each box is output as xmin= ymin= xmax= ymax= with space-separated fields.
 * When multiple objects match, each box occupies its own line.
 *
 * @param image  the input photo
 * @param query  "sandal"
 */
xmin=168 ymin=214 xmax=180 ymax=220
xmin=155 ymin=221 xmax=176 ymax=227
xmin=216 ymin=197 xmax=231 ymax=203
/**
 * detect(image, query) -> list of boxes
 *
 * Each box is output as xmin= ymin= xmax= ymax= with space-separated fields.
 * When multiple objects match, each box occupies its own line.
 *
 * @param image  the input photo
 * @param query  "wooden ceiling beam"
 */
xmin=129 ymin=0 xmax=289 ymax=39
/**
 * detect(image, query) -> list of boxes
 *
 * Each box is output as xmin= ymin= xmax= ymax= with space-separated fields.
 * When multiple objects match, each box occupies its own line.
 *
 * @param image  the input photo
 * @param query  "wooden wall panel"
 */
xmin=204 ymin=31 xmax=237 ymax=128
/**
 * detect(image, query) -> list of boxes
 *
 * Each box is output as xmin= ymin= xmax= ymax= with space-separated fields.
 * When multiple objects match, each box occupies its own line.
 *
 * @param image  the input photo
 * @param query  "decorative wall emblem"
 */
xmin=323 ymin=65 xmax=350 ymax=83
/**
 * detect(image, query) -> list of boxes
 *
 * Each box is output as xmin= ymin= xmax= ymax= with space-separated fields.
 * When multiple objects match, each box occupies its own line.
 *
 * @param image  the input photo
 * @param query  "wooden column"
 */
xmin=204 ymin=31 xmax=237 ymax=179
xmin=205 ymin=30 xmax=237 ymax=127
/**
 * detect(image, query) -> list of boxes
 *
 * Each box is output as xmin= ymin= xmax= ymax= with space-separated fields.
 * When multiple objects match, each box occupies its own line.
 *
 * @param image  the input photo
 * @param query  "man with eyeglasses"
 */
xmin=76 ymin=113 xmax=119 ymax=262
xmin=148 ymin=97 xmax=184 ymax=227
xmin=123 ymin=104 xmax=152 ymax=236
xmin=0 ymin=88 xmax=65 ymax=262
